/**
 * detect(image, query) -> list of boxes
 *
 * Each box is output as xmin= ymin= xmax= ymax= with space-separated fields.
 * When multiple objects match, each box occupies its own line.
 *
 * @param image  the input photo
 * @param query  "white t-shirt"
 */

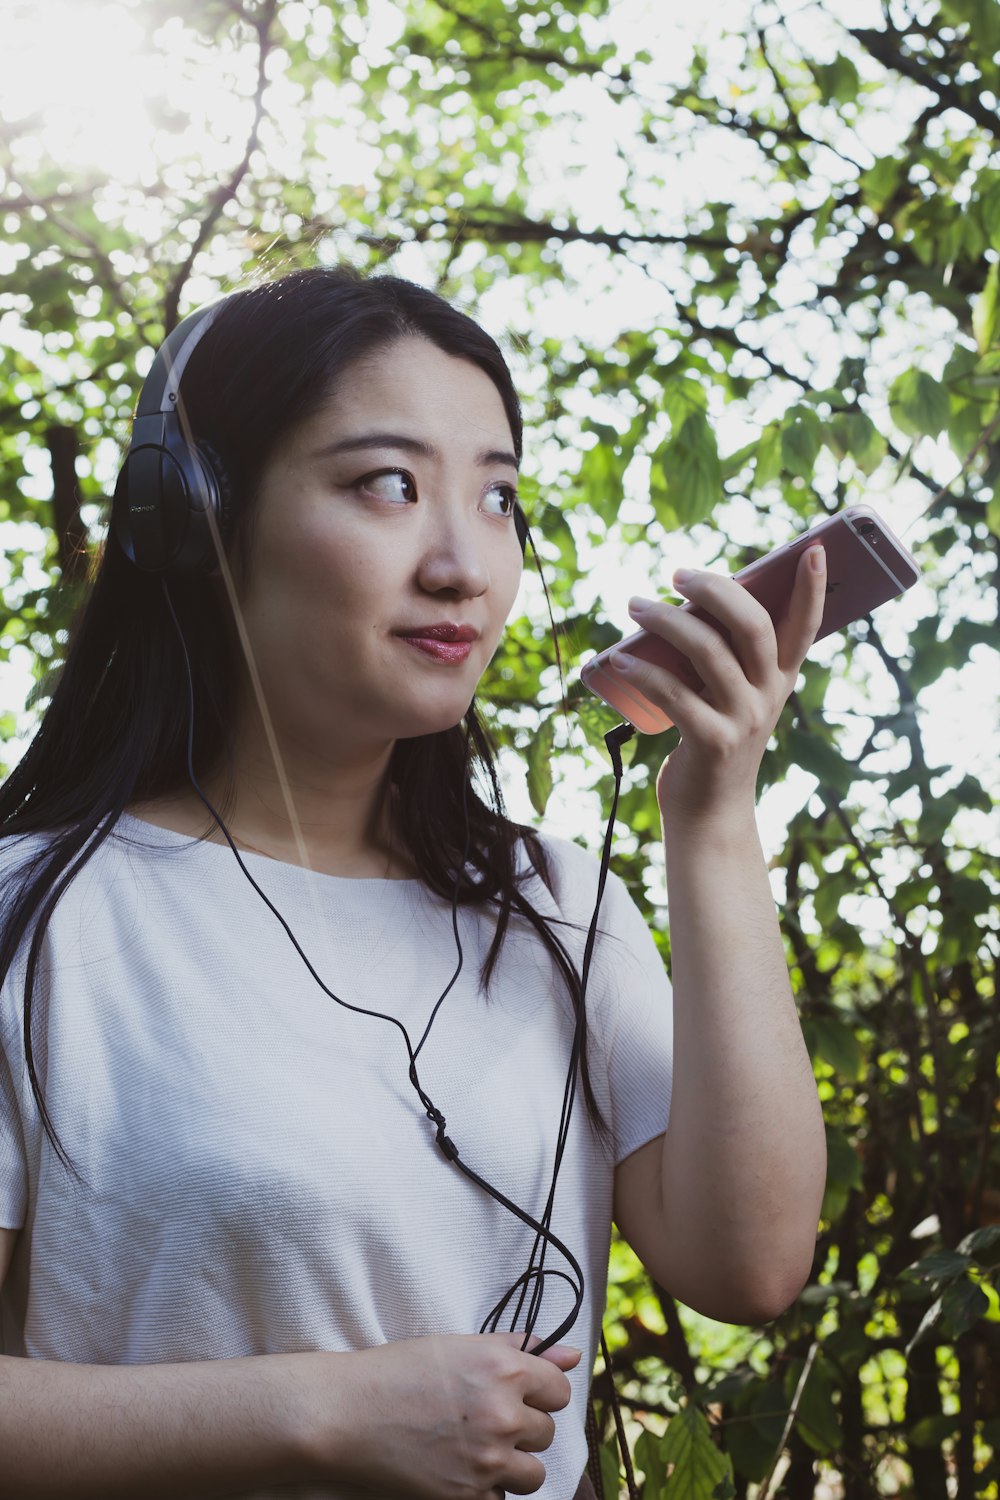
xmin=0 ymin=812 xmax=673 ymax=1499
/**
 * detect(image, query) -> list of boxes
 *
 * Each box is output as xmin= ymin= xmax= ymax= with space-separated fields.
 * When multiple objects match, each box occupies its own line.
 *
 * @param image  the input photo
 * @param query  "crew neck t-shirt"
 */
xmin=0 ymin=813 xmax=674 ymax=1499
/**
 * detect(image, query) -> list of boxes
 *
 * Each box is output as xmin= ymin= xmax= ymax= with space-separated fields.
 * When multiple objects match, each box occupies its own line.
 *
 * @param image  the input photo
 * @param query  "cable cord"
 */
xmin=161 ymin=578 xmax=638 ymax=1490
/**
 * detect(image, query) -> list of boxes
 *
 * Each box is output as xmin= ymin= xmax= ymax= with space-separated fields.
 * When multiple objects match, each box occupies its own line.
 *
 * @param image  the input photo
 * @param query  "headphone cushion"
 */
xmin=196 ymin=440 xmax=234 ymax=541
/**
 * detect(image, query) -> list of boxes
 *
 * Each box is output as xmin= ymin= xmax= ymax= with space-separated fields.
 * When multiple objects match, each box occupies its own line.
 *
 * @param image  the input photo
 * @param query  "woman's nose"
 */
xmin=415 ymin=505 xmax=490 ymax=598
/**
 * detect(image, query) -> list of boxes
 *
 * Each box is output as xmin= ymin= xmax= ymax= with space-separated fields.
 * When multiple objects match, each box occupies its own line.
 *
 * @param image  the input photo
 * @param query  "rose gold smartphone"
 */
xmin=580 ymin=504 xmax=920 ymax=735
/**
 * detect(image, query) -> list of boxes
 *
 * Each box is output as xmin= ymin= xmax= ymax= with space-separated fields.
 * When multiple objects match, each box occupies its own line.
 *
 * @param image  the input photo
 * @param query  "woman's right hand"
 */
xmin=303 ymin=1331 xmax=582 ymax=1498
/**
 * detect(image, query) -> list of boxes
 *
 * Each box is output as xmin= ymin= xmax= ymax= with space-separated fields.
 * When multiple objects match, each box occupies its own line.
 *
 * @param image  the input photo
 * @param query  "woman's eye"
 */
xmin=483 ymin=483 xmax=517 ymax=517
xmin=360 ymin=470 xmax=416 ymax=503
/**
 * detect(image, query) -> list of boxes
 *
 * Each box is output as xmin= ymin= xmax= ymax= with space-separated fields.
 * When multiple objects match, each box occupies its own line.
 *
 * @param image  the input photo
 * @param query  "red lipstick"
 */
xmin=395 ymin=622 xmax=479 ymax=664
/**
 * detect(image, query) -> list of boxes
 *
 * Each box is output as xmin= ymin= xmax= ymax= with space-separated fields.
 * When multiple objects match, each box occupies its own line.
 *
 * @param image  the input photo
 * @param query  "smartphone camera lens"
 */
xmin=856 ymin=519 xmax=877 ymax=539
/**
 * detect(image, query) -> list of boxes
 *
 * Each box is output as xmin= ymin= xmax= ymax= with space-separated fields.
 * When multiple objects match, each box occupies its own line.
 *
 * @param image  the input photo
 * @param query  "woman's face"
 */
xmin=232 ymin=336 xmax=524 ymax=753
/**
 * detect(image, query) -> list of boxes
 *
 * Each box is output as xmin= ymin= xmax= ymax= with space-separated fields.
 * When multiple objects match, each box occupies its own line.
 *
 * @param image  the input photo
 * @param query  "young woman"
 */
xmin=0 ymin=266 xmax=828 ymax=1499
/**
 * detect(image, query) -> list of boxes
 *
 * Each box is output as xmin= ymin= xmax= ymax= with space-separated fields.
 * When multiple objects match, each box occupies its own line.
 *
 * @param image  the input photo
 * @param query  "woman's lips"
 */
xmin=398 ymin=636 xmax=473 ymax=664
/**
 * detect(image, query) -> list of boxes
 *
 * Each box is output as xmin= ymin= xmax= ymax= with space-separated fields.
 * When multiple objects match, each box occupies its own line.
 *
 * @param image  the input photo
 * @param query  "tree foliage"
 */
xmin=1 ymin=0 xmax=998 ymax=1495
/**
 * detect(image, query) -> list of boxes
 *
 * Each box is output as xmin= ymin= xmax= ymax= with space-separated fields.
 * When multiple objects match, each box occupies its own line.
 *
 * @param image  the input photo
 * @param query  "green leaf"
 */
xmin=908 ymin=1414 xmax=959 ymax=1448
xmin=656 ymin=411 xmax=722 ymax=526
xmin=826 ymin=411 xmax=887 ymax=475
xmin=754 ymin=423 xmax=782 ymax=486
xmin=786 ymin=726 xmax=853 ymax=789
xmin=658 ymin=1402 xmax=734 ymax=1497
xmin=599 ymin=1441 xmax=622 ymax=1498
xmin=859 ymin=155 xmax=902 ymax=213
xmin=889 ymin=369 xmax=950 ymax=438
xmin=958 ymin=1224 xmax=1000 ymax=1264
xmin=902 ymin=1249 xmax=971 ymax=1284
xmin=806 ymin=1016 xmax=865 ymax=1081
xmin=973 ymin=261 xmax=1000 ymax=355
xmin=823 ymin=1322 xmax=870 ymax=1378
xmin=822 ymin=1126 xmax=862 ymax=1230
xmin=813 ymin=54 xmax=860 ymax=105
xmin=662 ymin=374 xmax=708 ymax=430
xmin=987 ymin=488 xmax=1000 ymax=538
xmin=525 ymin=713 xmax=555 ymax=816
xmin=905 ymin=1278 xmax=991 ymax=1363
xmin=979 ymin=180 xmax=1000 ymax=251
xmin=718 ymin=1375 xmax=785 ymax=1480
xmin=947 ymin=394 xmax=990 ymax=456
xmin=939 ymin=1278 xmax=991 ymax=1339
xmin=636 ymin=1426 xmax=669 ymax=1499
xmin=905 ymin=1295 xmax=944 ymax=1362
xmin=720 ymin=439 xmax=757 ymax=482
xmin=781 ymin=406 xmax=823 ymax=479
xmin=782 ymin=1353 xmax=842 ymax=1454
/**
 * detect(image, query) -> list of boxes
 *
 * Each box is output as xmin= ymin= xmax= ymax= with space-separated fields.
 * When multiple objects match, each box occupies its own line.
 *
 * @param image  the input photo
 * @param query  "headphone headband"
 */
xmin=134 ymin=300 xmax=227 ymax=420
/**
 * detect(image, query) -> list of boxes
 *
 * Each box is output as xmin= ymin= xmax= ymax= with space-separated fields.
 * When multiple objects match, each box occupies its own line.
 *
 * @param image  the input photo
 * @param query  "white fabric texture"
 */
xmin=0 ymin=812 xmax=673 ymax=1499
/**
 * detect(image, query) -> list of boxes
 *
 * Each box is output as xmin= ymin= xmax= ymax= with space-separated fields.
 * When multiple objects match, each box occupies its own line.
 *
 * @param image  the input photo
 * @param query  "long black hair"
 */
xmin=0 ymin=265 xmax=613 ymax=1176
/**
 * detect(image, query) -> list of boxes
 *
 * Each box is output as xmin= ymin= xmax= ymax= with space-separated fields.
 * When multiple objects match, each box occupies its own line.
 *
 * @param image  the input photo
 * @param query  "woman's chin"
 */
xmin=387 ymin=695 xmax=478 ymax=742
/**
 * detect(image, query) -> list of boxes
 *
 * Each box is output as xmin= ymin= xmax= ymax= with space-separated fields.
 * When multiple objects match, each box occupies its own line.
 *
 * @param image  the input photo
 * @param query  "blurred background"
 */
xmin=1 ymin=0 xmax=997 ymax=1494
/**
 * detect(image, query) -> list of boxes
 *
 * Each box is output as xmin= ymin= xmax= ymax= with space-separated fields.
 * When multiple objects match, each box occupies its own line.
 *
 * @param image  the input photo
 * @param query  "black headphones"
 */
xmin=112 ymin=296 xmax=530 ymax=574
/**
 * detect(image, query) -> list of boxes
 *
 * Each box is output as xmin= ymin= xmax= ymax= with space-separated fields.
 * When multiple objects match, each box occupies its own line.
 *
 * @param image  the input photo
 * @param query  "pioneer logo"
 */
xmin=129 ymin=504 xmax=157 ymax=512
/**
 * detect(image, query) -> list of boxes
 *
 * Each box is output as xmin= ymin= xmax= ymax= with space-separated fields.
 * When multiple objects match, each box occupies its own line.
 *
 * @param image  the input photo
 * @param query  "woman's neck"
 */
xmin=126 ymin=744 xmax=418 ymax=880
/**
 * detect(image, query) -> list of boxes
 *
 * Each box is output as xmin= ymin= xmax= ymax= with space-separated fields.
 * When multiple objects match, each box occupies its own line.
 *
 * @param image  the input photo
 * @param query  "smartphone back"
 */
xmin=737 ymin=506 xmax=918 ymax=641
xmin=580 ymin=505 xmax=919 ymax=735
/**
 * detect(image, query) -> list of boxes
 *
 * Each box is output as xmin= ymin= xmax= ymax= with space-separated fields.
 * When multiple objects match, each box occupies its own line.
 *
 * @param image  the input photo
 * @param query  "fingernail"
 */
xmin=627 ymin=595 xmax=653 ymax=615
xmin=809 ymin=546 xmax=826 ymax=573
xmin=609 ymin=649 xmax=638 ymax=675
xmin=673 ymin=568 xmax=694 ymax=586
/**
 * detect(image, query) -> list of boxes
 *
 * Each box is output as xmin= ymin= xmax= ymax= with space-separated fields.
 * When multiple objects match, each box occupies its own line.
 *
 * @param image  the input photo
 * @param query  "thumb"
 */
xmin=492 ymin=1331 xmax=583 ymax=1366
xmin=540 ymin=1344 xmax=583 ymax=1370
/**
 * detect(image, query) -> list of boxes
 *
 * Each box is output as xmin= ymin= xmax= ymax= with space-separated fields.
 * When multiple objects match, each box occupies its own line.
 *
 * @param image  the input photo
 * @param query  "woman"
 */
xmin=0 ymin=266 xmax=828 ymax=1498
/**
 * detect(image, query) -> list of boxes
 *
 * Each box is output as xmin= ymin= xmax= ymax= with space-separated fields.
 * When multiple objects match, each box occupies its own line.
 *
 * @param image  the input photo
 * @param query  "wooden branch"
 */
xmin=15 ymin=188 xmax=153 ymax=340
xmin=0 ymin=184 xmax=104 ymax=213
xmin=357 ymin=213 xmax=730 ymax=254
xmin=45 ymin=425 xmax=90 ymax=583
xmin=428 ymin=0 xmax=631 ymax=84
xmin=162 ymin=0 xmax=279 ymax=332
xmin=850 ymin=25 xmax=1000 ymax=140
xmin=757 ymin=1337 xmax=819 ymax=1500
xmin=650 ymin=1281 xmax=698 ymax=1389
xmin=0 ymin=356 xmax=120 ymax=426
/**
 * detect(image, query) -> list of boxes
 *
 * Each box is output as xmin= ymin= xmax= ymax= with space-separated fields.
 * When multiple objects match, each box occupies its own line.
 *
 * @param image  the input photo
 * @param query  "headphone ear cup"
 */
xmin=196 ymin=440 xmax=234 ymax=541
xmin=170 ymin=439 xmax=232 ymax=576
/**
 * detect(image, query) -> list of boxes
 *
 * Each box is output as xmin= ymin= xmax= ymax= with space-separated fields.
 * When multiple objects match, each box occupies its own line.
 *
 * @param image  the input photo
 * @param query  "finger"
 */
xmin=501 ymin=1333 xmax=579 ymax=1367
xmin=626 ymin=596 xmax=753 ymax=712
xmin=668 ymin=569 xmax=779 ymax=687
xmin=775 ymin=545 xmax=826 ymax=673
xmin=514 ymin=1408 xmax=557 ymax=1454
xmin=537 ymin=1346 xmax=581 ymax=1369
xmin=607 ymin=647 xmax=726 ymax=743
xmin=502 ymin=1453 xmax=549 ymax=1496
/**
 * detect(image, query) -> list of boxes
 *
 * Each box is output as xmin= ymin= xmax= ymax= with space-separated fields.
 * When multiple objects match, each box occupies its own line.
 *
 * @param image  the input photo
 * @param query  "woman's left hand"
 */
xmin=612 ymin=545 xmax=828 ymax=828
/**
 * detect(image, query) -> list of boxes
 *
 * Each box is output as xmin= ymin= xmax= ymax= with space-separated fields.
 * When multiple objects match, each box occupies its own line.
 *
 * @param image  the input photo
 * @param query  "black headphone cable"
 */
xmin=161 ymin=577 xmax=637 ymax=1492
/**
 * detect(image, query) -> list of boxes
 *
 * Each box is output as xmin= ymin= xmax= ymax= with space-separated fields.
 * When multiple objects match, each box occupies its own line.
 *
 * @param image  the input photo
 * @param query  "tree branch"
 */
xmin=358 ymin=212 xmax=730 ymax=255
xmin=427 ymin=0 xmax=631 ymax=86
xmin=12 ymin=187 xmax=154 ymax=340
xmin=850 ymin=25 xmax=1000 ymax=140
xmin=45 ymin=425 xmax=90 ymax=583
xmin=0 ymin=184 xmax=106 ymax=213
xmin=162 ymin=0 xmax=278 ymax=332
